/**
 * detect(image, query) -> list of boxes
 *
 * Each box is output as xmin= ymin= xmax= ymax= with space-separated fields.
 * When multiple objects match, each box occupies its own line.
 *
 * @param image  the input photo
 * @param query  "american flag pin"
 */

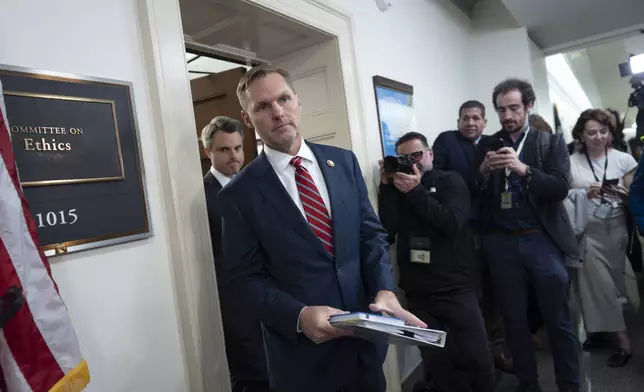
xmin=327 ymin=160 xmax=335 ymax=167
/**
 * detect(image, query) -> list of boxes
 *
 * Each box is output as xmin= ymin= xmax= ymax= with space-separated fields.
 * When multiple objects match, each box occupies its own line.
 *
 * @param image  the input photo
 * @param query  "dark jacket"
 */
xmin=219 ymin=142 xmax=394 ymax=392
xmin=203 ymin=171 xmax=268 ymax=384
xmin=433 ymin=130 xmax=487 ymax=188
xmin=433 ymin=130 xmax=488 ymax=221
xmin=204 ymin=172 xmax=225 ymax=279
xmin=378 ymin=169 xmax=476 ymax=295
xmin=472 ymin=127 xmax=579 ymax=259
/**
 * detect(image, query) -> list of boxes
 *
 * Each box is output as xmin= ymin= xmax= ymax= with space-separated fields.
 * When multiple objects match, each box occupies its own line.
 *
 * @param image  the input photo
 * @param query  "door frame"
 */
xmin=136 ymin=1 xmax=395 ymax=391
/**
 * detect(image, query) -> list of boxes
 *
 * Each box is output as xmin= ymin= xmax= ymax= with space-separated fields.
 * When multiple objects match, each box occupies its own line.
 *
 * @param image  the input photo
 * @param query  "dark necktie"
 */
xmin=290 ymin=156 xmax=334 ymax=256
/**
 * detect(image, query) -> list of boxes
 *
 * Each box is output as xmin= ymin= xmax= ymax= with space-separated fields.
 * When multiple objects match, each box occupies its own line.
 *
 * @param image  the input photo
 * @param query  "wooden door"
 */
xmin=272 ymin=39 xmax=352 ymax=149
xmin=190 ymin=67 xmax=258 ymax=175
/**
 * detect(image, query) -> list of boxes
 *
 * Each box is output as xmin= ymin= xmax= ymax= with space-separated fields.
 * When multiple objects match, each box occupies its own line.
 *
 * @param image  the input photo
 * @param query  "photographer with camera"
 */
xmin=378 ymin=132 xmax=495 ymax=392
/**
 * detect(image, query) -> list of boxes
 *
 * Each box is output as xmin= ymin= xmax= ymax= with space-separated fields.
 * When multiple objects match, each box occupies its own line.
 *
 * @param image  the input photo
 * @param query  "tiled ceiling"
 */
xmin=179 ymin=0 xmax=332 ymax=62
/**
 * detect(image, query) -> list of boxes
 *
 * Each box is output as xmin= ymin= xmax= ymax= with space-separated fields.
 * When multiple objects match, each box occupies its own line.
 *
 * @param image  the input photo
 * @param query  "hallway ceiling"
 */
xmin=501 ymin=0 xmax=644 ymax=51
xmin=179 ymin=0 xmax=331 ymax=62
xmin=565 ymin=35 xmax=644 ymax=130
xmin=450 ymin=0 xmax=480 ymax=17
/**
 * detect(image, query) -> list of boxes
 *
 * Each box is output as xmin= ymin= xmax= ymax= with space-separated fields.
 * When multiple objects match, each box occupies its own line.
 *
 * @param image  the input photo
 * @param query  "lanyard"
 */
xmin=584 ymin=147 xmax=608 ymax=183
xmin=504 ymin=129 xmax=529 ymax=189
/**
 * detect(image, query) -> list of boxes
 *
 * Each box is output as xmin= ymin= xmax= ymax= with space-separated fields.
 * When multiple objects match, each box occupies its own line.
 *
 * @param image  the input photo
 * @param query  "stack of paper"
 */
xmin=329 ymin=312 xmax=446 ymax=348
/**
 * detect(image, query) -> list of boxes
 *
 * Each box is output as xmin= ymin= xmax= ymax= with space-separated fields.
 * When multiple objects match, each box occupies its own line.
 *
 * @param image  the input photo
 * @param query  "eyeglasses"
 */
xmin=401 ymin=150 xmax=427 ymax=161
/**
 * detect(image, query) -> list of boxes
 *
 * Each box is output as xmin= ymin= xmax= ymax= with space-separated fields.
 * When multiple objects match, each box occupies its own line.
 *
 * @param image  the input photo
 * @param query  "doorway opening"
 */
xmin=180 ymin=0 xmax=353 ymax=176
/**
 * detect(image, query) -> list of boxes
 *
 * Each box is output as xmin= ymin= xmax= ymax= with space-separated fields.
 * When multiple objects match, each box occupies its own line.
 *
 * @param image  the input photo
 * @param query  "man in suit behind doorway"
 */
xmin=219 ymin=65 xmax=426 ymax=392
xmin=201 ymin=116 xmax=271 ymax=392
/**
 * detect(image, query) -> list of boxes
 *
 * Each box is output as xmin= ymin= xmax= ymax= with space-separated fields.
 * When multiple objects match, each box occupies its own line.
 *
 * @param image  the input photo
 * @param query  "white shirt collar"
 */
xmin=210 ymin=166 xmax=233 ymax=188
xmin=263 ymin=138 xmax=315 ymax=172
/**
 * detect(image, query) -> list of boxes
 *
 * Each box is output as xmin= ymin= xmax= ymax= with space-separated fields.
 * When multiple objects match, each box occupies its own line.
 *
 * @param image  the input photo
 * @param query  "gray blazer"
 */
xmin=563 ymin=188 xmax=589 ymax=268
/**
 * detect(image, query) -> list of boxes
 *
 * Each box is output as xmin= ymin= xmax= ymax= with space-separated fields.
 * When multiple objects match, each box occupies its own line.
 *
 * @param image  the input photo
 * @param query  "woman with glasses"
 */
xmin=568 ymin=109 xmax=638 ymax=367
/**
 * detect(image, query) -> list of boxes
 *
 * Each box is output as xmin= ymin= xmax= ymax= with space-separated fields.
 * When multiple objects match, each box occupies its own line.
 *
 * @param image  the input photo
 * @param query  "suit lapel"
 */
xmin=456 ymin=133 xmax=474 ymax=166
xmin=203 ymin=171 xmax=222 ymax=194
xmin=253 ymin=152 xmax=332 ymax=259
xmin=309 ymin=142 xmax=345 ymax=260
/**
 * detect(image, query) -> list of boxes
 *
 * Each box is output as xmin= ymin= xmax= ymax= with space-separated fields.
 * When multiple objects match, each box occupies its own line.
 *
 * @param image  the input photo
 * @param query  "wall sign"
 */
xmin=0 ymin=65 xmax=152 ymax=257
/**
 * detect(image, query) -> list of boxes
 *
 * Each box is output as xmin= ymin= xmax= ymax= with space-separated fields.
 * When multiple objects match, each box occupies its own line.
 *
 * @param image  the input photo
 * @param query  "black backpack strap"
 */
xmin=534 ymin=129 xmax=554 ymax=170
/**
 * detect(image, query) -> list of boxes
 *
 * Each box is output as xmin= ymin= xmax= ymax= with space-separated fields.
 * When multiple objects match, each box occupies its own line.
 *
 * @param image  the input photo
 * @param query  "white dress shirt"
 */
xmin=263 ymin=140 xmax=332 ymax=218
xmin=263 ymin=139 xmax=332 ymax=333
xmin=210 ymin=166 xmax=233 ymax=188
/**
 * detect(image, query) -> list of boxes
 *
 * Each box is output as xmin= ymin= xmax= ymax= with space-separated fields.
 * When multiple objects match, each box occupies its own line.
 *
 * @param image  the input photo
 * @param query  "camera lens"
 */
xmin=383 ymin=156 xmax=400 ymax=173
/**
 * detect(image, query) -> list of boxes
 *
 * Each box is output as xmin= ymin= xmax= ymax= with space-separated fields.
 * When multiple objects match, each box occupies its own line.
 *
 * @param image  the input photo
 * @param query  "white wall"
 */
xmin=332 ymin=0 xmax=473 ymax=151
xmin=471 ymin=0 xmax=534 ymax=134
xmin=562 ymin=50 xmax=604 ymax=109
xmin=529 ymin=40 xmax=554 ymax=126
xmin=326 ymin=0 xmax=474 ymax=382
xmin=0 ymin=1 xmax=189 ymax=391
xmin=546 ymin=54 xmax=594 ymax=141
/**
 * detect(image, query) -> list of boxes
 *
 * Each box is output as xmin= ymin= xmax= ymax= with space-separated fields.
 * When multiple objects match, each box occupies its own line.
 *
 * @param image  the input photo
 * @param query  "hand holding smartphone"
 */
xmin=485 ymin=138 xmax=505 ymax=152
xmin=601 ymin=179 xmax=628 ymax=199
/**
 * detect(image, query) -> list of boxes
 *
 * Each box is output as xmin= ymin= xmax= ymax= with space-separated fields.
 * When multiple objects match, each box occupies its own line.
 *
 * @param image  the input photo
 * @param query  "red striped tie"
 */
xmin=290 ymin=156 xmax=334 ymax=256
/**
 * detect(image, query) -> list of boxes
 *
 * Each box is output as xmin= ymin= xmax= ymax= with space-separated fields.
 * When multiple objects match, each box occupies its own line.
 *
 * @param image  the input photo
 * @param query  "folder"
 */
xmin=329 ymin=312 xmax=446 ymax=348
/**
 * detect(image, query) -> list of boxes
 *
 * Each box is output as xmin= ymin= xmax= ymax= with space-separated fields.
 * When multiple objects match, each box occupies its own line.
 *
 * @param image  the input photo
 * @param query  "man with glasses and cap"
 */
xmin=378 ymin=131 xmax=495 ymax=392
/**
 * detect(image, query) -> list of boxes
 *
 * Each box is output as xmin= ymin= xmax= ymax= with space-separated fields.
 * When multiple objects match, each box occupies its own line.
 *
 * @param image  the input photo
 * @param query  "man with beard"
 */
xmin=201 ymin=116 xmax=270 ymax=392
xmin=473 ymin=79 xmax=580 ymax=392
xmin=378 ymin=132 xmax=495 ymax=392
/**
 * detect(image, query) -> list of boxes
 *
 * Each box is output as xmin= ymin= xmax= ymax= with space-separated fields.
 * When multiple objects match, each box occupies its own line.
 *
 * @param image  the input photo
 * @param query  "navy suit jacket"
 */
xmin=630 ymin=156 xmax=644 ymax=232
xmin=203 ymin=172 xmax=268 ymax=384
xmin=219 ymin=141 xmax=394 ymax=392
xmin=433 ymin=130 xmax=487 ymax=187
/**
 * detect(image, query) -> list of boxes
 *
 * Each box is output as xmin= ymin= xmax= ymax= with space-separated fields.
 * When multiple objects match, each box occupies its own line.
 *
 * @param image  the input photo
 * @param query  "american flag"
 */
xmin=0 ymin=80 xmax=89 ymax=391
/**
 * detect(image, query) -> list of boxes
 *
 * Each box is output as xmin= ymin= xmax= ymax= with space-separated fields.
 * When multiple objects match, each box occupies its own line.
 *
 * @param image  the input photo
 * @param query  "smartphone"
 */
xmin=603 ymin=179 xmax=619 ymax=187
xmin=485 ymin=138 xmax=505 ymax=151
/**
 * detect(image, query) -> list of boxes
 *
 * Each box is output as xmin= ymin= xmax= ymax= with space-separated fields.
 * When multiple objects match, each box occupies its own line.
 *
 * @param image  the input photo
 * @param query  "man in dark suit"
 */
xmin=219 ymin=65 xmax=425 ymax=392
xmin=201 ymin=116 xmax=270 ymax=392
xmin=473 ymin=79 xmax=580 ymax=392
xmin=432 ymin=102 xmax=511 ymax=375
xmin=433 ymin=100 xmax=487 ymax=185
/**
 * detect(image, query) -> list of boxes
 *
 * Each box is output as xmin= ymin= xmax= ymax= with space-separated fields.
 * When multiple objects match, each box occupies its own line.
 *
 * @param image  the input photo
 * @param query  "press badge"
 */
xmin=594 ymin=203 xmax=613 ymax=220
xmin=409 ymin=237 xmax=431 ymax=264
xmin=501 ymin=192 xmax=513 ymax=209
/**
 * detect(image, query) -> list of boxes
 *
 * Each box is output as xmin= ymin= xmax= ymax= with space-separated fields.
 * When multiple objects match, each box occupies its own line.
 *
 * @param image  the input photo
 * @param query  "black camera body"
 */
xmin=629 ymin=82 xmax=644 ymax=110
xmin=628 ymin=75 xmax=644 ymax=140
xmin=383 ymin=154 xmax=414 ymax=174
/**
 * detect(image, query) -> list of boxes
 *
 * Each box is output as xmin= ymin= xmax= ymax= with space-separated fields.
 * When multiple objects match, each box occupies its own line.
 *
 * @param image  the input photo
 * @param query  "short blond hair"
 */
xmin=236 ymin=65 xmax=296 ymax=108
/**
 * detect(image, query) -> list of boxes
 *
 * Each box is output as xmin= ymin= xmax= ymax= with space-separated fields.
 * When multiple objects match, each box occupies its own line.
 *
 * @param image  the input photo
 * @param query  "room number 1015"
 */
xmin=35 ymin=209 xmax=78 ymax=228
